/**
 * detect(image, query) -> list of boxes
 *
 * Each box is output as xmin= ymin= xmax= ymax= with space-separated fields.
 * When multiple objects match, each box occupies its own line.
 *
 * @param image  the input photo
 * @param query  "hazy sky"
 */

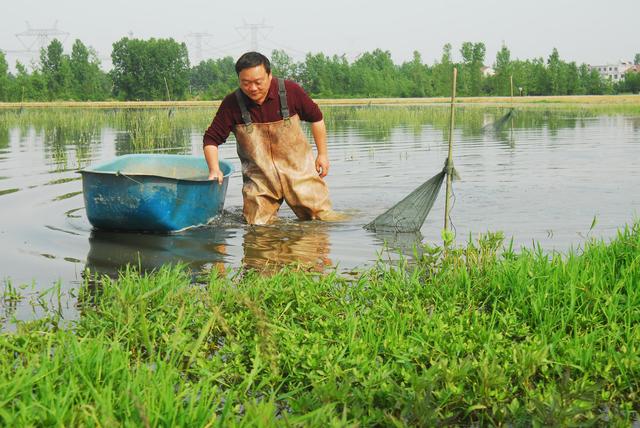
xmin=1 ymin=0 xmax=638 ymax=70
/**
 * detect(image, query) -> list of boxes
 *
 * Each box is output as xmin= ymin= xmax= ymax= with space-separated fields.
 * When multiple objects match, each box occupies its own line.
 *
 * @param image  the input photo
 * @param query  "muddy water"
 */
xmin=1 ymin=107 xmax=640 ymax=325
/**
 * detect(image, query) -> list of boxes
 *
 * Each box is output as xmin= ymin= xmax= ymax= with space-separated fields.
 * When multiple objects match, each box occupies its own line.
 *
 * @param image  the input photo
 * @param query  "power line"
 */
xmin=186 ymin=32 xmax=214 ymax=64
xmin=261 ymin=36 xmax=308 ymax=58
xmin=236 ymin=20 xmax=272 ymax=52
xmin=15 ymin=21 xmax=70 ymax=52
xmin=193 ymin=39 xmax=246 ymax=62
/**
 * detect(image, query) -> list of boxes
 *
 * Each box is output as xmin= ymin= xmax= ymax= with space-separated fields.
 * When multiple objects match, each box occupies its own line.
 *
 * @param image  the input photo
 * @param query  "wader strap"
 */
xmin=278 ymin=78 xmax=290 ymax=121
xmin=235 ymin=89 xmax=252 ymax=126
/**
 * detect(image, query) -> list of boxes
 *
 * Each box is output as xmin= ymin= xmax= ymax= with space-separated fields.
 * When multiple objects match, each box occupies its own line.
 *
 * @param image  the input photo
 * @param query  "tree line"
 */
xmin=1 ymin=37 xmax=639 ymax=102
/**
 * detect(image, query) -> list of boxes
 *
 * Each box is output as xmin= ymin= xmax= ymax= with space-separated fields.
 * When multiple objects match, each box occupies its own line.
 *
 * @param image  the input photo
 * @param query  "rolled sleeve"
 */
xmin=203 ymin=95 xmax=236 ymax=147
xmin=286 ymin=80 xmax=323 ymax=123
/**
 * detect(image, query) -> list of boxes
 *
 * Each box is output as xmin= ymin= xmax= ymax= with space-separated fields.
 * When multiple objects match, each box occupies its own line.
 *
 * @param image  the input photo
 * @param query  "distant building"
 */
xmin=481 ymin=66 xmax=495 ymax=77
xmin=589 ymin=61 xmax=634 ymax=82
xmin=625 ymin=65 xmax=640 ymax=74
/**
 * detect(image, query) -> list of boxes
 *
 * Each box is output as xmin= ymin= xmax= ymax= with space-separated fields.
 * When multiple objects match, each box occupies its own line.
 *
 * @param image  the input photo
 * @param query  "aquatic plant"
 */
xmin=1 ymin=100 xmax=639 ymax=153
xmin=1 ymin=222 xmax=639 ymax=425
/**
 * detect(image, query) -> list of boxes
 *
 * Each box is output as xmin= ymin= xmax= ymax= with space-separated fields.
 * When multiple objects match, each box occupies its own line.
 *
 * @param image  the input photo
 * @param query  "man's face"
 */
xmin=239 ymin=65 xmax=272 ymax=104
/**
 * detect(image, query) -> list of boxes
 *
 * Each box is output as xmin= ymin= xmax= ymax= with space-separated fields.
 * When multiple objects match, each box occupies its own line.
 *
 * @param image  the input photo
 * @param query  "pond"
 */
xmin=1 ymin=105 xmax=639 ymax=325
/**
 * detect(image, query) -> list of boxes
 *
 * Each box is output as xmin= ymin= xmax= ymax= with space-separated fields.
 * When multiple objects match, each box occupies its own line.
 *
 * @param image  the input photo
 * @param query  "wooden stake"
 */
xmin=510 ymin=75 xmax=515 ymax=144
xmin=444 ymin=67 xmax=457 ymax=233
xmin=163 ymin=77 xmax=172 ymax=101
xmin=510 ymin=74 xmax=514 ymax=104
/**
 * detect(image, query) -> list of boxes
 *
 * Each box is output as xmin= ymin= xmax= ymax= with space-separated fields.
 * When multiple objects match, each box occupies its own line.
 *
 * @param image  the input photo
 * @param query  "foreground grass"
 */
xmin=1 ymin=226 xmax=639 ymax=426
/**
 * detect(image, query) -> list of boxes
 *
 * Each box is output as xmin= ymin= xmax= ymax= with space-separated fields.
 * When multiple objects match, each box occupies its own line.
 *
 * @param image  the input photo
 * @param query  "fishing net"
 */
xmin=364 ymin=162 xmax=459 ymax=233
xmin=366 ymin=67 xmax=461 ymax=234
xmin=483 ymin=108 xmax=515 ymax=132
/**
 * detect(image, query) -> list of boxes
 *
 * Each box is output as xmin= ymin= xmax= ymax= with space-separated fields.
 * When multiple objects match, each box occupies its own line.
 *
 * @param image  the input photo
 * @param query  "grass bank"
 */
xmin=1 ymin=225 xmax=640 ymax=426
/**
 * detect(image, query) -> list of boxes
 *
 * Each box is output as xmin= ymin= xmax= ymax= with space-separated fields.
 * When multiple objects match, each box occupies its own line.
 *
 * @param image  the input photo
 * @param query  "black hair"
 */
xmin=235 ymin=52 xmax=271 ymax=75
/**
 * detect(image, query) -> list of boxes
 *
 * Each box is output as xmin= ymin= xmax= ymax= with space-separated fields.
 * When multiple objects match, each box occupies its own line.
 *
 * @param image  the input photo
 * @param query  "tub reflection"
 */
xmin=85 ymin=227 xmax=234 ymax=277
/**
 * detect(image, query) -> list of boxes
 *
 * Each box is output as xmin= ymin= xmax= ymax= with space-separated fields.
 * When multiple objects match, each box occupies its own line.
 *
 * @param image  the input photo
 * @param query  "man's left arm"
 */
xmin=310 ymin=119 xmax=329 ymax=178
xmin=288 ymin=80 xmax=330 ymax=178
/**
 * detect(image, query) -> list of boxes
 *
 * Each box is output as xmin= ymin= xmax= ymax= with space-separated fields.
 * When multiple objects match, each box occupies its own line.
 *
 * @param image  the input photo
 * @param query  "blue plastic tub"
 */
xmin=79 ymin=154 xmax=234 ymax=232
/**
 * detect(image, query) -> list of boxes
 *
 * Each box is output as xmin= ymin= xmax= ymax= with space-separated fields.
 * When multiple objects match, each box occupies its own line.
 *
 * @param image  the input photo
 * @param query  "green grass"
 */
xmin=1 ymin=224 xmax=639 ymax=426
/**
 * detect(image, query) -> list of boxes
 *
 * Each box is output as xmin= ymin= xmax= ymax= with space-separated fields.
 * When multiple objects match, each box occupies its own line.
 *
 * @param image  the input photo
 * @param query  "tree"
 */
xmin=579 ymin=64 xmax=605 ymax=95
xmin=623 ymin=70 xmax=640 ymax=93
xmin=399 ymin=51 xmax=432 ymax=97
xmin=111 ymin=38 xmax=190 ymax=100
xmin=520 ymin=57 xmax=550 ymax=96
xmin=189 ymin=56 xmax=236 ymax=99
xmin=459 ymin=42 xmax=486 ymax=96
xmin=564 ymin=61 xmax=582 ymax=95
xmin=547 ymin=48 xmax=567 ymax=95
xmin=271 ymin=49 xmax=299 ymax=81
xmin=69 ymin=39 xmax=110 ymax=100
xmin=350 ymin=49 xmax=399 ymax=97
xmin=10 ymin=61 xmax=47 ymax=101
xmin=40 ymin=39 xmax=72 ymax=100
xmin=432 ymin=43 xmax=454 ymax=96
xmin=492 ymin=44 xmax=512 ymax=96
xmin=300 ymin=52 xmax=352 ymax=97
xmin=635 ymin=53 xmax=640 ymax=65
xmin=0 ymin=51 xmax=9 ymax=101
xmin=299 ymin=53 xmax=333 ymax=96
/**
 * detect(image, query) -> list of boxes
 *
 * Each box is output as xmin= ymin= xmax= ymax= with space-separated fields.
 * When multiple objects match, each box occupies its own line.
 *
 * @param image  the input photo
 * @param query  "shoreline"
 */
xmin=1 ymin=94 xmax=640 ymax=109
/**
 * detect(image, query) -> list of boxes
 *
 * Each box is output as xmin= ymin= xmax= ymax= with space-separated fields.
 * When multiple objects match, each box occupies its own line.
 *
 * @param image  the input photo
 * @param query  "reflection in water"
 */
xmin=85 ymin=227 xmax=233 ymax=277
xmin=41 ymin=123 xmax=98 ymax=171
xmin=0 ymin=106 xmax=639 ymax=290
xmin=369 ymin=230 xmax=425 ymax=262
xmin=242 ymin=222 xmax=332 ymax=273
xmin=0 ymin=125 xmax=8 ymax=149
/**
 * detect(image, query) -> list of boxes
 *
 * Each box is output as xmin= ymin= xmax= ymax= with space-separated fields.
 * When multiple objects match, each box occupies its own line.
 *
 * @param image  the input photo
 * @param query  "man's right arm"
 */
xmin=203 ymin=96 xmax=236 ymax=182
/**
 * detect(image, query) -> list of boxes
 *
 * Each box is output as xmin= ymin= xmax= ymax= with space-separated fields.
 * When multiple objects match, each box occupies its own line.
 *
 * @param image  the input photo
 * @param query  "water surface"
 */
xmin=1 ymin=106 xmax=639 ymax=325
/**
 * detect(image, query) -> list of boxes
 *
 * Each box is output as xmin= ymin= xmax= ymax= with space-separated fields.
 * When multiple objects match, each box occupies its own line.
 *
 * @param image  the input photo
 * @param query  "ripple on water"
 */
xmin=0 ymin=109 xmax=639 ymax=302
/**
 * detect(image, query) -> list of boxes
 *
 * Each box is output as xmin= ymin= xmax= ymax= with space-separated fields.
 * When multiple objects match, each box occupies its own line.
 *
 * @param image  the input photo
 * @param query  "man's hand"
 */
xmin=208 ymin=168 xmax=224 ymax=184
xmin=204 ymin=145 xmax=223 ymax=185
xmin=315 ymin=154 xmax=330 ymax=178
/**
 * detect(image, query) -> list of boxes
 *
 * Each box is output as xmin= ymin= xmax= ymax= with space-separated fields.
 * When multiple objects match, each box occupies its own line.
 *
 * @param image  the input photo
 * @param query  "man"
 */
xmin=203 ymin=52 xmax=338 ymax=225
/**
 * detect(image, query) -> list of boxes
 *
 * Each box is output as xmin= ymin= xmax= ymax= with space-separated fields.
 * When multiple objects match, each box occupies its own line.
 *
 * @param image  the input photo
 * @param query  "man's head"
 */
xmin=236 ymin=52 xmax=272 ymax=105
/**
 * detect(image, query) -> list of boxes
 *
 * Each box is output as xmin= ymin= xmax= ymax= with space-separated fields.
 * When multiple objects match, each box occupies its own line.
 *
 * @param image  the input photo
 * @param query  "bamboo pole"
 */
xmin=510 ymin=75 xmax=514 ymax=105
xmin=443 ymin=67 xmax=457 ymax=233
xmin=163 ymin=77 xmax=172 ymax=101
xmin=510 ymin=75 xmax=515 ymax=143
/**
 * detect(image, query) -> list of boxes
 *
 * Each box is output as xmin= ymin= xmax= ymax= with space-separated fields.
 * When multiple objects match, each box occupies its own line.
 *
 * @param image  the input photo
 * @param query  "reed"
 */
xmin=1 ymin=223 xmax=639 ymax=426
xmin=1 ymin=104 xmax=638 ymax=151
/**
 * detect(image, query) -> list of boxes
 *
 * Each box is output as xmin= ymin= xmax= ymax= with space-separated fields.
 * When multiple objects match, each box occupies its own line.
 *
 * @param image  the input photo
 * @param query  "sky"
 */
xmin=1 ymin=0 xmax=638 ymax=71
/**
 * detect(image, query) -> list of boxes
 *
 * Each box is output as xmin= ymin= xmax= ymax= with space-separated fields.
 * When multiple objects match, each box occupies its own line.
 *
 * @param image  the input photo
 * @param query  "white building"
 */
xmin=590 ymin=61 xmax=634 ymax=82
xmin=481 ymin=66 xmax=495 ymax=77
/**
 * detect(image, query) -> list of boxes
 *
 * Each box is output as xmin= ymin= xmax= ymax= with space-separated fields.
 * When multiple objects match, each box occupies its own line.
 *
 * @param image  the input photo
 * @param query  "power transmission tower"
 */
xmin=236 ymin=21 xmax=272 ymax=52
xmin=15 ymin=21 xmax=70 ymax=52
xmin=186 ymin=32 xmax=214 ymax=64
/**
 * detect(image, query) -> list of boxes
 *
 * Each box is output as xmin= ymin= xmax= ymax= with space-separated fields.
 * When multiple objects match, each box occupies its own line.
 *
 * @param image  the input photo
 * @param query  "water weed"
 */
xmin=1 ymin=222 xmax=639 ymax=425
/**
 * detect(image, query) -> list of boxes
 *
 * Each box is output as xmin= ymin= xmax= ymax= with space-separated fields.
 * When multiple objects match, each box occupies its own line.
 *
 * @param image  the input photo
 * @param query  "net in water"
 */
xmin=483 ymin=108 xmax=515 ymax=133
xmin=364 ymin=169 xmax=447 ymax=233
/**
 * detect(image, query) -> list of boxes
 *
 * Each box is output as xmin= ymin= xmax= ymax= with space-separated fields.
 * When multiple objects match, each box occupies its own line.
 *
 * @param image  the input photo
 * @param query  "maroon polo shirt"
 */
xmin=203 ymin=78 xmax=323 ymax=147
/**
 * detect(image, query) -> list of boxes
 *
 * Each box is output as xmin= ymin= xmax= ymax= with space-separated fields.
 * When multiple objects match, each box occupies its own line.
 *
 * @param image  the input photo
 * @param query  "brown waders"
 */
xmin=233 ymin=78 xmax=334 ymax=225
